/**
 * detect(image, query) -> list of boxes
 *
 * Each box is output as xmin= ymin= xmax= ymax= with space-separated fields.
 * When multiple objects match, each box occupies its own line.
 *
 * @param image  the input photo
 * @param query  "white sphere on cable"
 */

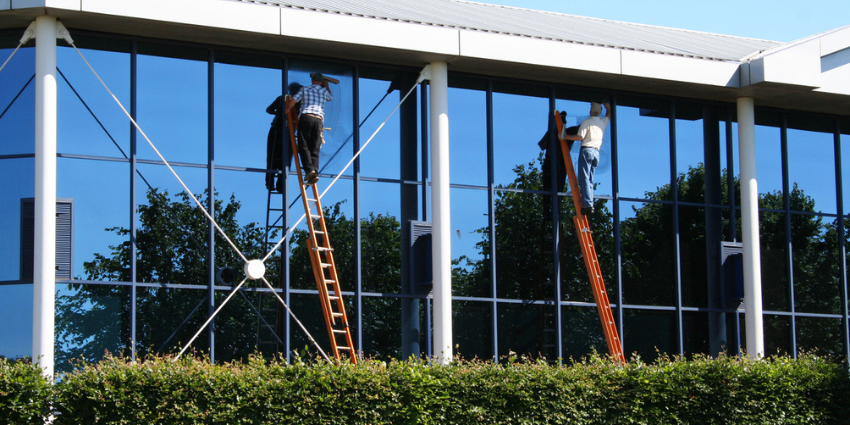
xmin=244 ymin=259 xmax=266 ymax=280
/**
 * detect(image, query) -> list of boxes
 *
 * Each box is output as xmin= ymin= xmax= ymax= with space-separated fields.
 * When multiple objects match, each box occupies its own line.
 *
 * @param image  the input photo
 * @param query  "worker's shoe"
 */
xmin=308 ymin=172 xmax=319 ymax=185
xmin=305 ymin=170 xmax=317 ymax=184
xmin=581 ymin=206 xmax=594 ymax=216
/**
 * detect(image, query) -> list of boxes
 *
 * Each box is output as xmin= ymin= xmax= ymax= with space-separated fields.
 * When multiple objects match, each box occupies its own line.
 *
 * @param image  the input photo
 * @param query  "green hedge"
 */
xmin=0 ymin=357 xmax=53 ymax=424
xmin=4 ymin=353 xmax=850 ymax=424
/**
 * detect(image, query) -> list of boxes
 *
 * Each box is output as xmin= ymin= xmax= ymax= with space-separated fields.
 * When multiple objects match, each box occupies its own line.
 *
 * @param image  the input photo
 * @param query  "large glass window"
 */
xmin=57 ymin=46 xmax=130 ymax=159
xmin=213 ymin=52 xmax=283 ymax=171
xmin=617 ymin=96 xmax=670 ymax=201
xmin=0 ymin=46 xmax=35 ymax=156
xmin=136 ymin=45 xmax=208 ymax=165
xmin=621 ymin=201 xmax=675 ymax=306
xmin=0 ymin=158 xmax=34 ymax=282
xmin=59 ymin=158 xmax=129 ymax=282
xmin=787 ymin=124 xmax=836 ymax=214
xmin=0 ymin=284 xmax=33 ymax=359
xmin=448 ymin=85 xmax=487 ymax=187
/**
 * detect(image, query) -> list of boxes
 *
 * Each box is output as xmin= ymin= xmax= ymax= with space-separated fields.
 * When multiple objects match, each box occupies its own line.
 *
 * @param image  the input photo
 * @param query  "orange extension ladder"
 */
xmin=554 ymin=110 xmax=626 ymax=364
xmin=285 ymin=96 xmax=358 ymax=364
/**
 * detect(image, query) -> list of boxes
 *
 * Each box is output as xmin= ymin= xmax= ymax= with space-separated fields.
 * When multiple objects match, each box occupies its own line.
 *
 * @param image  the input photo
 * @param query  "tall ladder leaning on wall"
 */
xmin=268 ymin=95 xmax=356 ymax=364
xmin=554 ymin=110 xmax=626 ymax=364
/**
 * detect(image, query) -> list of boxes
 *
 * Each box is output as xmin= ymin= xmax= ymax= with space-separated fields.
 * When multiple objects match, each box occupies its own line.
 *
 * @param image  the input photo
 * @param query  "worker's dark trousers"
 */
xmin=297 ymin=114 xmax=323 ymax=174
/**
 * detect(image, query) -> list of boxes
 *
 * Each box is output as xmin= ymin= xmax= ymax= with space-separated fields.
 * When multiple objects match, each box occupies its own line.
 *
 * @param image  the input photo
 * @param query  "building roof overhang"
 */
xmin=2 ymin=0 xmax=849 ymax=115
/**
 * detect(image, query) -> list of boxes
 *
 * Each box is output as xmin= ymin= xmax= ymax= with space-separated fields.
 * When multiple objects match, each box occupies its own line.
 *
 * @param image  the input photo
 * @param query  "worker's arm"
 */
xmin=603 ymin=102 xmax=611 ymax=118
xmin=561 ymin=133 xmax=582 ymax=141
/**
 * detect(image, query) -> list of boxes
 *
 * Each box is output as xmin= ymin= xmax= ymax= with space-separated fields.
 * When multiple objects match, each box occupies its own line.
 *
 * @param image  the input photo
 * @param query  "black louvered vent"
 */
xmin=409 ymin=221 xmax=432 ymax=293
xmin=20 ymin=198 xmax=74 ymax=282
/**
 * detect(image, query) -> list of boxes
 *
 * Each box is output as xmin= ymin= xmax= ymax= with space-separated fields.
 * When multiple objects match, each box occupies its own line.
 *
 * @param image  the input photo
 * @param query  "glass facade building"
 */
xmin=1 ymin=2 xmax=849 ymax=372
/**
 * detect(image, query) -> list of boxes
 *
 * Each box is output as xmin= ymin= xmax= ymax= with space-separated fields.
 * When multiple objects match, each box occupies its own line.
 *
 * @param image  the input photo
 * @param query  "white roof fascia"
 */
xmin=12 ymin=0 xmax=79 ymax=10
xmin=815 ymin=26 xmax=850 ymax=96
xmin=817 ymin=46 xmax=850 ymax=96
xmin=621 ymin=50 xmax=741 ymax=88
xmin=82 ymin=0 xmax=280 ymax=36
xmin=459 ymin=30 xmax=620 ymax=74
xmin=281 ymin=7 xmax=460 ymax=57
xmin=819 ymin=25 xmax=850 ymax=56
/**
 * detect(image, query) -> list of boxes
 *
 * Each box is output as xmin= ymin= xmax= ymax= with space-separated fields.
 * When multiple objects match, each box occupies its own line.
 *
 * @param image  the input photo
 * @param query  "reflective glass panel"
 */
xmin=358 ymin=68 xmax=420 ymax=181
xmin=362 ymin=295 xmax=402 ymax=359
xmin=0 ymin=158 xmax=34 ymax=281
xmin=360 ymin=180 xmax=403 ymax=294
xmin=0 ymin=284 xmax=33 ymax=359
xmin=763 ymin=314 xmax=791 ymax=356
xmin=754 ymin=122 xmax=782 ymax=198
xmin=497 ymin=302 xmax=548 ymax=359
xmin=59 ymin=157 xmax=130 ymax=282
xmin=617 ymin=96 xmax=671 ymax=201
xmin=679 ymin=206 xmax=708 ymax=308
xmin=134 ymin=163 xmax=209 ymax=284
xmin=620 ymin=201 xmax=675 ymax=306
xmin=451 ymin=187 xmax=489 ymax=297
xmin=623 ymin=309 xmax=676 ymax=360
xmin=787 ymin=126 xmax=836 ymax=214
xmin=137 ymin=49 xmax=208 ymax=165
xmin=796 ymin=317 xmax=843 ymax=357
xmin=455 ymin=300 xmax=493 ymax=361
xmin=448 ymin=87 xmax=487 ymax=187
xmin=792 ymin=212 xmax=841 ymax=314
xmin=492 ymin=87 xmax=549 ymax=189
xmin=561 ymin=306 xmax=608 ymax=361
xmin=289 ymin=292 xmax=335 ymax=358
xmin=759 ymin=211 xmax=790 ymax=311
xmin=57 ymin=46 xmax=130 ymax=158
xmin=682 ymin=311 xmax=710 ymax=356
xmin=55 ymin=284 xmax=128 ymax=372
xmin=213 ymin=55 xmax=282 ymax=170
xmin=0 ymin=47 xmax=35 ymax=156
xmin=843 ymin=133 xmax=849 ymax=211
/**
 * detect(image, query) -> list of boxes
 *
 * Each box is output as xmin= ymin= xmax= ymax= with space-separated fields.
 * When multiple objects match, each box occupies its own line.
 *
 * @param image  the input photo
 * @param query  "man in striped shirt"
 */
xmin=286 ymin=72 xmax=333 ymax=185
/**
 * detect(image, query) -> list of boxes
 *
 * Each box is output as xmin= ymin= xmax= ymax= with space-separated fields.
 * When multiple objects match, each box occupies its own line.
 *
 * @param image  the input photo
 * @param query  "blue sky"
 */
xmin=478 ymin=0 xmax=849 ymax=42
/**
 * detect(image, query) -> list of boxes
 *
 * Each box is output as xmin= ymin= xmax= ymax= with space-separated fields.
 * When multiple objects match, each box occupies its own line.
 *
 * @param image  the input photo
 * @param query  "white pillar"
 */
xmin=429 ymin=62 xmax=452 ymax=363
xmin=33 ymin=15 xmax=58 ymax=379
xmin=737 ymin=97 xmax=764 ymax=359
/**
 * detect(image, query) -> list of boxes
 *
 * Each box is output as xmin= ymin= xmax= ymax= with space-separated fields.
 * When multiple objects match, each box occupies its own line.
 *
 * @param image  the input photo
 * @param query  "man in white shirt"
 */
xmin=560 ymin=102 xmax=610 ymax=216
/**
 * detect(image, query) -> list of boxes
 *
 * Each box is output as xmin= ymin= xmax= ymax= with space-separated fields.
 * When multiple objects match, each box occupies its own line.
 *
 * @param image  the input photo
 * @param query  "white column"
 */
xmin=33 ymin=16 xmax=58 ymax=379
xmin=737 ymin=97 xmax=764 ymax=359
xmin=429 ymin=62 xmax=452 ymax=363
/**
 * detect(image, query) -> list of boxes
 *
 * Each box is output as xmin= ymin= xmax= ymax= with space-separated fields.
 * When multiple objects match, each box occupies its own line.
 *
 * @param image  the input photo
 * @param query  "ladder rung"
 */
xmin=314 ymin=247 xmax=333 ymax=252
xmin=332 ymin=312 xmax=344 ymax=317
xmin=314 ymin=230 xmax=325 ymax=235
xmin=328 ymin=296 xmax=340 ymax=301
xmin=336 ymin=346 xmax=352 ymax=351
xmin=310 ymin=214 xmax=320 ymax=219
xmin=324 ymin=279 xmax=336 ymax=285
xmin=332 ymin=329 xmax=347 ymax=334
xmin=321 ymin=263 xmax=332 ymax=268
